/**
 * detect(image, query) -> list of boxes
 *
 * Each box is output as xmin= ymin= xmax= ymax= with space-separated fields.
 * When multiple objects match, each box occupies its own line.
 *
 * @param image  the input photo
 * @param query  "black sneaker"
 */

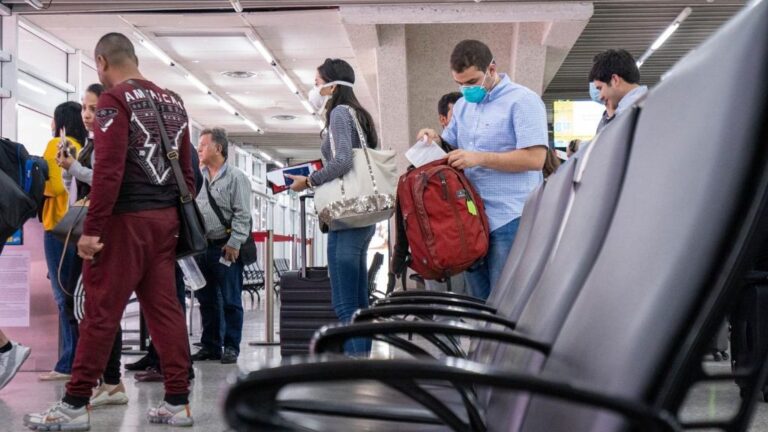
xmin=190 ymin=347 xmax=221 ymax=361
xmin=220 ymin=347 xmax=238 ymax=364
xmin=125 ymin=354 xmax=156 ymax=371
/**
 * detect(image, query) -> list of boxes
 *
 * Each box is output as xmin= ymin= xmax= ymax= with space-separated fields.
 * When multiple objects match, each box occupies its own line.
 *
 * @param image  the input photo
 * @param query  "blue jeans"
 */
xmin=43 ymin=231 xmax=78 ymax=374
xmin=328 ymin=225 xmax=375 ymax=356
xmin=464 ymin=217 xmax=520 ymax=301
xmin=195 ymin=244 xmax=244 ymax=355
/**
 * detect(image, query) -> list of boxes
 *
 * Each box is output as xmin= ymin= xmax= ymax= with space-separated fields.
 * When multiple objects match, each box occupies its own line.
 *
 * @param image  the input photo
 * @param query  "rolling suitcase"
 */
xmin=279 ymin=195 xmax=338 ymax=357
xmin=731 ymin=271 xmax=768 ymax=401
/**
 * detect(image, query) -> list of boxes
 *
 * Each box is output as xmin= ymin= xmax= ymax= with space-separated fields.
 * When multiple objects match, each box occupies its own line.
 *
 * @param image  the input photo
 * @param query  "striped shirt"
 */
xmin=196 ymin=163 xmax=252 ymax=249
xmin=309 ymin=105 xmax=363 ymax=186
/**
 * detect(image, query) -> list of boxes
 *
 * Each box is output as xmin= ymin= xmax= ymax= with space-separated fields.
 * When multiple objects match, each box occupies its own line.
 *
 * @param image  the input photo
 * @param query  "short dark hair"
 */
xmin=589 ymin=49 xmax=640 ymax=84
xmin=95 ymin=32 xmax=138 ymax=67
xmin=437 ymin=92 xmax=463 ymax=117
xmin=86 ymin=83 xmax=104 ymax=97
xmin=201 ymin=127 xmax=229 ymax=159
xmin=450 ymin=40 xmax=493 ymax=73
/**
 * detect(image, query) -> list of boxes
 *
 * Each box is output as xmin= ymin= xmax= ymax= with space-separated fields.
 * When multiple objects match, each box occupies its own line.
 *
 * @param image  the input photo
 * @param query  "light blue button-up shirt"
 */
xmin=442 ymin=74 xmax=547 ymax=232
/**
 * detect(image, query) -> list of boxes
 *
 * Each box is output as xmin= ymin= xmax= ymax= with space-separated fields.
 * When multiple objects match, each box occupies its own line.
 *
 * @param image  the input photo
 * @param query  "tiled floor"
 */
xmin=2 ymin=300 xmax=768 ymax=431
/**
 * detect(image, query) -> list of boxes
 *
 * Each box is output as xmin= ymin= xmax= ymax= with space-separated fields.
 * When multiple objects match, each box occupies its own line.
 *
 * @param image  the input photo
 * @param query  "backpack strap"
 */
xmin=24 ymin=159 xmax=35 ymax=194
xmin=390 ymin=194 xmax=411 ymax=289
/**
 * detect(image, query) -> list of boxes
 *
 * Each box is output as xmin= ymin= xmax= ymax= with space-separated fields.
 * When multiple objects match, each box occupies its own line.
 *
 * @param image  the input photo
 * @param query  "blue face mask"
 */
xmin=589 ymin=81 xmax=602 ymax=104
xmin=461 ymin=69 xmax=491 ymax=104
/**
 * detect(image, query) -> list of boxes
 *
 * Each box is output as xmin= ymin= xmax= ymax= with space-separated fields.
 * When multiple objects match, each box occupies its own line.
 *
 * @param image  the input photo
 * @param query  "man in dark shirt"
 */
xmin=25 ymin=33 xmax=195 ymax=430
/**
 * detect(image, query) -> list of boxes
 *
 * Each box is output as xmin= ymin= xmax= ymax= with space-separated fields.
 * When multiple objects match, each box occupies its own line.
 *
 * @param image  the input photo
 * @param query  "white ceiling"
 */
xmin=24 ymin=9 xmax=375 ymax=159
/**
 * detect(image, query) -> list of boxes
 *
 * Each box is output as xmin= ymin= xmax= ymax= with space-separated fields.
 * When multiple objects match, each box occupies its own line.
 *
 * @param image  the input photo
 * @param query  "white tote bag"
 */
xmin=314 ymin=106 xmax=397 ymax=231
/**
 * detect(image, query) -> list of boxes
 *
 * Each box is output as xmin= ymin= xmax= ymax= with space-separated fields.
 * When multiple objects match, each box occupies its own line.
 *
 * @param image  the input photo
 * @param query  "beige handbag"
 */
xmin=314 ymin=106 xmax=397 ymax=231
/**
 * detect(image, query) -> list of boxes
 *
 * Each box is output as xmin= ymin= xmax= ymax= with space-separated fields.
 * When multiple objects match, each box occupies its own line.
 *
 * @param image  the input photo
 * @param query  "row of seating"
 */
xmin=243 ymin=255 xmax=388 ymax=308
xmin=224 ymin=3 xmax=768 ymax=431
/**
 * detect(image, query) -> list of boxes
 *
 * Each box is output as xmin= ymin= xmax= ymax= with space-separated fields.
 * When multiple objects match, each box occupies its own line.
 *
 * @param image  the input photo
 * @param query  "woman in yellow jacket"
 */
xmin=40 ymin=101 xmax=86 ymax=381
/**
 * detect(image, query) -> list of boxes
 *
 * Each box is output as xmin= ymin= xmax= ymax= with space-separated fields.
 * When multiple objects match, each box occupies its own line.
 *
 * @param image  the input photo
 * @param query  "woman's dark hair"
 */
xmin=86 ymin=83 xmax=104 ymax=97
xmin=568 ymin=139 xmax=581 ymax=155
xmin=318 ymin=58 xmax=378 ymax=148
xmin=54 ymin=101 xmax=87 ymax=145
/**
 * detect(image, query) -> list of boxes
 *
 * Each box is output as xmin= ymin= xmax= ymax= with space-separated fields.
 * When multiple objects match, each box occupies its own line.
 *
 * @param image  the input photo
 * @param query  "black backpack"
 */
xmin=0 ymin=137 xmax=48 ymax=209
xmin=0 ymin=138 xmax=49 ymax=245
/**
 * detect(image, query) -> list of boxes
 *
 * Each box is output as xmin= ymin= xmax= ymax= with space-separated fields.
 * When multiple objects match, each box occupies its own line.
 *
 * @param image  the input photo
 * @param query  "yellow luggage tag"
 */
xmin=467 ymin=199 xmax=478 ymax=216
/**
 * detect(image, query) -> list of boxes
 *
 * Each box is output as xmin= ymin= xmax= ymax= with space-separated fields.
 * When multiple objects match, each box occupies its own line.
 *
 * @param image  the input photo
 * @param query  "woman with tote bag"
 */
xmin=287 ymin=58 xmax=395 ymax=356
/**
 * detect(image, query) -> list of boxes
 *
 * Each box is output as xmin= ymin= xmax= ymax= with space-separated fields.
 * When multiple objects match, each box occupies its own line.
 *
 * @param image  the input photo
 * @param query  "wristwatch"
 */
xmin=305 ymin=176 xmax=315 ymax=191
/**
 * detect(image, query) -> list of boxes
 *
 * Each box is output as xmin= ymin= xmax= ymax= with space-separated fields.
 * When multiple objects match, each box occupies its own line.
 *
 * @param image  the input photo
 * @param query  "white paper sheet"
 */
xmin=0 ymin=251 xmax=30 ymax=327
xmin=405 ymin=140 xmax=447 ymax=168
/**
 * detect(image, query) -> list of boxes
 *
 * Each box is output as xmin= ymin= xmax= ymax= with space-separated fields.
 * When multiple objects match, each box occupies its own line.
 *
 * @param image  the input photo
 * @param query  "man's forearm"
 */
xmin=479 ymin=146 xmax=547 ymax=172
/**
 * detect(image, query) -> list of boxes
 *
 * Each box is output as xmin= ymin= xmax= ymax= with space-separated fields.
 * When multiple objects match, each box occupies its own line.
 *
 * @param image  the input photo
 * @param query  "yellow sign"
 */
xmin=553 ymin=100 xmax=605 ymax=148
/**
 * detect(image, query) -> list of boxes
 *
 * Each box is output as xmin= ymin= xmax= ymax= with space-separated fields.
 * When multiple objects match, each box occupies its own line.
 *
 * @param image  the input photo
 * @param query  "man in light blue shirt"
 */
xmin=590 ymin=49 xmax=648 ymax=134
xmin=418 ymin=40 xmax=547 ymax=300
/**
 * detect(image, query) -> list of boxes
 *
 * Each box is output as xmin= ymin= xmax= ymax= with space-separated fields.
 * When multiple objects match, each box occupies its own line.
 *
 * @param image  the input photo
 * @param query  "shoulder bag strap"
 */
xmin=127 ymin=79 xmax=192 ymax=204
xmin=205 ymin=179 xmax=231 ymax=230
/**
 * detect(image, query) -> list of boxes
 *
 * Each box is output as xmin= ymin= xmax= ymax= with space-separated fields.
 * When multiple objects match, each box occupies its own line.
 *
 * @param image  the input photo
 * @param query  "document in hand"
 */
xmin=267 ymin=160 xmax=324 ymax=194
xmin=405 ymin=139 xmax=447 ymax=168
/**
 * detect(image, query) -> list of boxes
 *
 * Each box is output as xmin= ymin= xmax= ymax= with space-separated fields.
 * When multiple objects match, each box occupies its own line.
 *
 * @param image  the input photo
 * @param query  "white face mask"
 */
xmin=307 ymin=80 xmax=354 ymax=112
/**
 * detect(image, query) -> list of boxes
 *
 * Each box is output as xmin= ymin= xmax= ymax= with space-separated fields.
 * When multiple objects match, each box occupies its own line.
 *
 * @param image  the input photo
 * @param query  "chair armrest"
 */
xmin=389 ymin=290 xmax=485 ymax=304
xmin=372 ymin=296 xmax=497 ymax=314
xmin=310 ymin=320 xmax=548 ymax=358
xmin=352 ymin=304 xmax=516 ymax=331
xmin=225 ymin=356 xmax=682 ymax=432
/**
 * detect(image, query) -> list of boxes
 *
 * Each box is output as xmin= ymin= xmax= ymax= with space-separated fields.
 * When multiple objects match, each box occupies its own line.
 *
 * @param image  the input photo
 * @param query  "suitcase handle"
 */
xmin=300 ymin=194 xmax=313 ymax=279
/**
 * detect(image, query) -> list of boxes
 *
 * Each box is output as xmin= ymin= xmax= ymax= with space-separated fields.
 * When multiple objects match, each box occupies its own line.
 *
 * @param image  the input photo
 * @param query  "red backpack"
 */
xmin=391 ymin=159 xmax=490 ymax=282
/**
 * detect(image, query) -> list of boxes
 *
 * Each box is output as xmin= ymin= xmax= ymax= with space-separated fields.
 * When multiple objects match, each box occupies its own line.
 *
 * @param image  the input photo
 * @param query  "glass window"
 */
xmin=17 ymin=72 xmax=69 ymax=118
xmin=81 ymin=64 xmax=99 ymax=91
xmin=17 ymin=105 xmax=54 ymax=157
xmin=18 ymin=28 xmax=68 ymax=84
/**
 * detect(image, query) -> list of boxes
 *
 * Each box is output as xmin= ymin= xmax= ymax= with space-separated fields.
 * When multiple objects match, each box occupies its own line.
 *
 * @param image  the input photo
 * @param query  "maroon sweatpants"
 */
xmin=66 ymin=207 xmax=190 ymax=400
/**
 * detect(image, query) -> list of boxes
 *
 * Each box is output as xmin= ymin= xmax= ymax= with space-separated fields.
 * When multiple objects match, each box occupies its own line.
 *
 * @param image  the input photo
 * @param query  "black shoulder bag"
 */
xmin=204 ymin=180 xmax=258 ymax=265
xmin=128 ymin=80 xmax=206 ymax=258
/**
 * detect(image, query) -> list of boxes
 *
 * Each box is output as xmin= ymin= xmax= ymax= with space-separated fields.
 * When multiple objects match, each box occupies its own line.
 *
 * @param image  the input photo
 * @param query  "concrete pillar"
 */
xmin=511 ymin=22 xmax=548 ymax=96
xmin=375 ymin=24 xmax=410 ymax=172
xmin=404 ymin=23 xmax=516 ymax=143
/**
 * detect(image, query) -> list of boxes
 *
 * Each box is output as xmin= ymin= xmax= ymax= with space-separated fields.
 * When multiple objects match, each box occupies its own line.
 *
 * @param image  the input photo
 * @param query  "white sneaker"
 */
xmin=90 ymin=382 xmax=129 ymax=408
xmin=147 ymin=401 xmax=193 ymax=427
xmin=0 ymin=342 xmax=31 ymax=391
xmin=23 ymin=401 xmax=90 ymax=431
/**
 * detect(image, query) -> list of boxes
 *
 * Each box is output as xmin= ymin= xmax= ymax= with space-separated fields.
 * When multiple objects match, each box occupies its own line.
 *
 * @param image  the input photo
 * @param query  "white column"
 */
xmin=1 ymin=14 xmax=18 ymax=140
xmin=375 ymin=24 xmax=411 ymax=173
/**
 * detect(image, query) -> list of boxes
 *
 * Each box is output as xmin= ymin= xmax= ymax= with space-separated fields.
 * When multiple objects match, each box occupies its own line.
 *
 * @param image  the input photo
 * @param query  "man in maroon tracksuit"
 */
xmin=25 ymin=33 xmax=195 ymax=430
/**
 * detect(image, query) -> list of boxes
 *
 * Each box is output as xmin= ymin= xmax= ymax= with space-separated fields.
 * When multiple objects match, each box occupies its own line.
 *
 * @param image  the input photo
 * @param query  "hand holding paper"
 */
xmin=405 ymin=138 xmax=447 ymax=168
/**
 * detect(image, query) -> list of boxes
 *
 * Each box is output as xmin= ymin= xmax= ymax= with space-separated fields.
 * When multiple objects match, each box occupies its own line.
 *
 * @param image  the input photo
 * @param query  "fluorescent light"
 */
xmin=300 ymin=99 xmax=315 ymax=114
xmin=229 ymin=0 xmax=243 ymax=13
xmin=277 ymin=71 xmax=298 ymax=94
xmin=218 ymin=99 xmax=238 ymax=116
xmin=135 ymin=32 xmax=175 ymax=66
xmin=636 ymin=7 xmax=691 ymax=69
xmin=25 ymin=0 xmax=44 ymax=10
xmin=273 ymin=161 xmax=285 ymax=168
xmin=258 ymin=151 xmax=273 ymax=161
xmin=651 ymin=22 xmax=680 ymax=51
xmin=243 ymin=118 xmax=261 ymax=133
xmin=249 ymin=38 xmax=274 ymax=65
xmin=19 ymin=79 xmax=46 ymax=95
xmin=185 ymin=74 xmax=210 ymax=94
